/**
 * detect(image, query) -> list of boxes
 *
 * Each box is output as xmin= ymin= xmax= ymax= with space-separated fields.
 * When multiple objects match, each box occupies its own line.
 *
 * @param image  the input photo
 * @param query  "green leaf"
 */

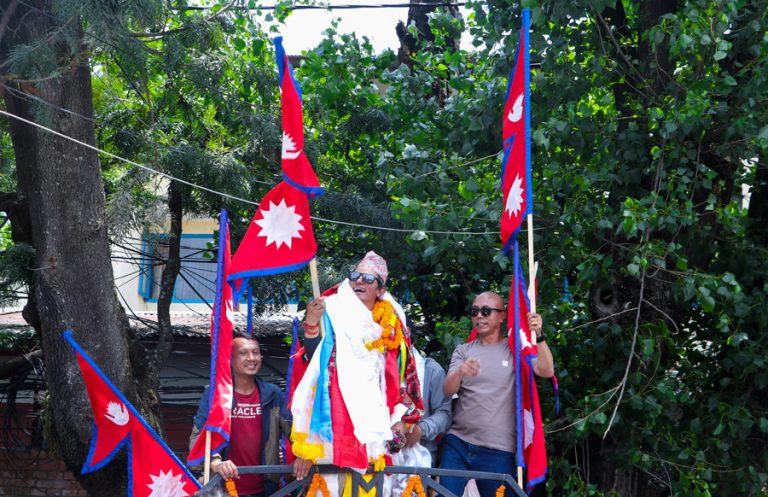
xmin=758 ymin=125 xmax=768 ymax=140
xmin=759 ymin=418 xmax=768 ymax=433
xmin=701 ymin=295 xmax=715 ymax=313
xmin=410 ymin=230 xmax=428 ymax=241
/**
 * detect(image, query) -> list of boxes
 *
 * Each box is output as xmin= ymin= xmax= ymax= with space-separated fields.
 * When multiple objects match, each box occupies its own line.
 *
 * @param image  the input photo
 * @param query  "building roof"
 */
xmin=0 ymin=309 xmax=302 ymax=342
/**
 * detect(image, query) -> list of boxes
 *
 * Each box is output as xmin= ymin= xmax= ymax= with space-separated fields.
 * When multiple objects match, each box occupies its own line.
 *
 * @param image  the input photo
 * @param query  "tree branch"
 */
xmin=129 ymin=0 xmax=237 ymax=39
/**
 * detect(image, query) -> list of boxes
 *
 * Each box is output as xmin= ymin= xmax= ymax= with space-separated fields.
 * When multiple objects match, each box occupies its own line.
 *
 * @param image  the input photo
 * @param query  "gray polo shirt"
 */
xmin=448 ymin=339 xmax=516 ymax=453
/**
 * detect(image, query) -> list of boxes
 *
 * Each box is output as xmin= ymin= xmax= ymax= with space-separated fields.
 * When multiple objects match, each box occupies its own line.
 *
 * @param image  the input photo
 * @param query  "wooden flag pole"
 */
xmin=528 ymin=261 xmax=539 ymax=304
xmin=203 ymin=431 xmax=211 ymax=484
xmin=309 ymin=258 xmax=326 ymax=336
xmin=527 ymin=213 xmax=536 ymax=313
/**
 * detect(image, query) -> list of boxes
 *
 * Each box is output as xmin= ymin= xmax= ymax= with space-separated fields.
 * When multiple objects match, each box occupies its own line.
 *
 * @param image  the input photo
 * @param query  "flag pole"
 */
xmin=309 ymin=258 xmax=325 ymax=336
xmin=203 ymin=431 xmax=212 ymax=484
xmin=513 ymin=241 xmax=525 ymax=491
xmin=522 ymin=7 xmax=532 ymax=490
xmin=527 ymin=214 xmax=536 ymax=313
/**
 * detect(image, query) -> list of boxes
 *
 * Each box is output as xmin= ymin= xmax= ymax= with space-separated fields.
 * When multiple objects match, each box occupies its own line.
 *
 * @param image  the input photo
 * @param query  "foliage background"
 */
xmin=1 ymin=0 xmax=767 ymax=495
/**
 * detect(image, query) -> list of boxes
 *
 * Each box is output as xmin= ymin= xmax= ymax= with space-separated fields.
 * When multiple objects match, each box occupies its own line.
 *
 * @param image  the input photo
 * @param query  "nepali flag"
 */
xmin=509 ymin=240 xmax=547 ymax=492
xmin=188 ymin=209 xmax=235 ymax=466
xmin=133 ymin=427 xmax=203 ymax=497
xmin=274 ymin=36 xmax=324 ymax=197
xmin=500 ymin=8 xmax=533 ymax=255
xmin=64 ymin=331 xmax=200 ymax=497
xmin=282 ymin=317 xmax=303 ymax=466
xmin=228 ymin=181 xmax=317 ymax=298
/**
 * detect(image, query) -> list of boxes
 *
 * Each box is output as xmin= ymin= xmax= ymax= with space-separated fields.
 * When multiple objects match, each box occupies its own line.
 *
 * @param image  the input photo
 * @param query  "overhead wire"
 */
xmin=0 ymin=108 xmax=496 ymax=236
xmin=112 ymin=239 xmax=217 ymax=302
xmin=3 ymin=0 xmax=497 ymax=236
xmin=178 ymin=2 xmax=475 ymax=11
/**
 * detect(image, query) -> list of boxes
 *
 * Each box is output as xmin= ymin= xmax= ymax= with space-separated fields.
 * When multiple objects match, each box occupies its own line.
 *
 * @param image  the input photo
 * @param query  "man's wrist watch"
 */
xmin=536 ymin=333 xmax=547 ymax=342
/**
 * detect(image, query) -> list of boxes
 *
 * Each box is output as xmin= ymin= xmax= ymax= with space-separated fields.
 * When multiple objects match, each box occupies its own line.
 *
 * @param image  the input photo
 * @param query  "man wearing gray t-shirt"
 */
xmin=439 ymin=291 xmax=554 ymax=497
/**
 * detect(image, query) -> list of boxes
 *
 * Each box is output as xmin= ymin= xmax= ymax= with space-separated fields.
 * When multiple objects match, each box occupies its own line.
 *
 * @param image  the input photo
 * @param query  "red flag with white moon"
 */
xmin=187 ymin=209 xmax=235 ymax=466
xmin=275 ymin=36 xmax=324 ymax=197
xmin=64 ymin=331 xmax=201 ymax=496
xmin=500 ymin=10 xmax=533 ymax=255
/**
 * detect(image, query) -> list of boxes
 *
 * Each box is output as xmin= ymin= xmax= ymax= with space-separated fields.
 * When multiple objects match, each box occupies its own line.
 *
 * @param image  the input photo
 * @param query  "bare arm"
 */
xmin=528 ymin=312 xmax=555 ymax=378
xmin=443 ymin=358 xmax=480 ymax=396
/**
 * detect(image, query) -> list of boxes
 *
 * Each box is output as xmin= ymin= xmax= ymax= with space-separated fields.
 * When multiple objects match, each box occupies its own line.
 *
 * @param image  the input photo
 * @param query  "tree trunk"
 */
xmin=131 ymin=180 xmax=183 ymax=424
xmin=1 ymin=2 xmax=134 ymax=494
xmin=395 ymin=0 xmax=460 ymax=106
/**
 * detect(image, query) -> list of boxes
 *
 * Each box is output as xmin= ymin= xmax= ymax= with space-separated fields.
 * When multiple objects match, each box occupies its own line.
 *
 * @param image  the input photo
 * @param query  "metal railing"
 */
xmin=197 ymin=464 xmax=528 ymax=497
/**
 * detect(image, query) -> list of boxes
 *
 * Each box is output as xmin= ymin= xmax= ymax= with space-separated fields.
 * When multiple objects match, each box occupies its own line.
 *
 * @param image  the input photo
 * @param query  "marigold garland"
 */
xmin=307 ymin=473 xmax=331 ymax=497
xmin=401 ymin=475 xmax=427 ymax=497
xmin=495 ymin=484 xmax=505 ymax=497
xmin=291 ymin=430 xmax=324 ymax=462
xmin=225 ymin=478 xmax=238 ymax=497
xmin=366 ymin=300 xmax=404 ymax=352
xmin=369 ymin=454 xmax=387 ymax=472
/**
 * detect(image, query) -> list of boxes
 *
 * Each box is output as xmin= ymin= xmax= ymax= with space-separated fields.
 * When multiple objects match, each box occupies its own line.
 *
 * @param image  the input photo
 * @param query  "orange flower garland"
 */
xmin=307 ymin=473 xmax=331 ymax=497
xmin=225 ymin=478 xmax=238 ymax=497
xmin=366 ymin=300 xmax=404 ymax=352
xmin=401 ymin=475 xmax=427 ymax=497
xmin=369 ymin=454 xmax=386 ymax=472
xmin=495 ymin=484 xmax=505 ymax=497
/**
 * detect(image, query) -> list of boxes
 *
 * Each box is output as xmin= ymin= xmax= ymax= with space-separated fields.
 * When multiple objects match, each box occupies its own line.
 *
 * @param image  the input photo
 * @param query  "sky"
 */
xmin=261 ymin=1 xmax=474 ymax=54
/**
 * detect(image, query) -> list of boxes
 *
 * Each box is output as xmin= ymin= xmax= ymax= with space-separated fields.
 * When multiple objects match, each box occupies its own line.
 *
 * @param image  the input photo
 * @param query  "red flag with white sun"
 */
xmin=63 ymin=331 xmax=201 ymax=497
xmin=500 ymin=9 xmax=533 ymax=255
xmin=228 ymin=181 xmax=317 ymax=295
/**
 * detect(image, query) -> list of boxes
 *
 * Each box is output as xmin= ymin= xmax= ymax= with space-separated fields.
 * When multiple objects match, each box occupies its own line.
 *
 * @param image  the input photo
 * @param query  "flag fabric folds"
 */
xmin=500 ymin=8 xmax=533 ymax=254
xmin=228 ymin=181 xmax=317 ymax=297
xmin=274 ymin=36 xmax=324 ymax=197
xmin=75 ymin=336 xmax=134 ymax=474
xmin=132 ymin=428 xmax=201 ymax=497
xmin=509 ymin=240 xmax=547 ymax=491
xmin=281 ymin=317 xmax=302 ymax=466
xmin=187 ymin=209 xmax=235 ymax=466
xmin=64 ymin=330 xmax=201 ymax=497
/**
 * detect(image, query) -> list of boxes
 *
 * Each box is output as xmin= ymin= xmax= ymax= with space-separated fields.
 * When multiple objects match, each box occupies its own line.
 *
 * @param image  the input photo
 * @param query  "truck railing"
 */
xmin=197 ymin=464 xmax=528 ymax=497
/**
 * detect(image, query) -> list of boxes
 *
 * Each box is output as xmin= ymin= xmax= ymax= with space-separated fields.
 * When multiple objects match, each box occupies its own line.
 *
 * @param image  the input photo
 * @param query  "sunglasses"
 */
xmin=349 ymin=271 xmax=383 ymax=286
xmin=470 ymin=306 xmax=505 ymax=317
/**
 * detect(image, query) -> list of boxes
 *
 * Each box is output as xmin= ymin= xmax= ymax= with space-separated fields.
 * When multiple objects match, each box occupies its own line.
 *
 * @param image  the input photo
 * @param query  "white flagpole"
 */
xmin=528 ymin=213 xmax=538 ymax=352
xmin=203 ymin=431 xmax=211 ymax=484
xmin=309 ymin=258 xmax=325 ymax=336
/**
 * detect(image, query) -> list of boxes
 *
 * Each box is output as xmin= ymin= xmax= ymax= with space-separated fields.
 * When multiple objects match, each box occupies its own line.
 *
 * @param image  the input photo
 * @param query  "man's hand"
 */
xmin=459 ymin=358 xmax=480 ymax=377
xmin=211 ymin=459 xmax=239 ymax=480
xmin=293 ymin=458 xmax=313 ymax=481
xmin=527 ymin=312 xmax=542 ymax=337
xmin=305 ymin=297 xmax=326 ymax=327
xmin=391 ymin=421 xmax=405 ymax=439
xmin=405 ymin=423 xmax=422 ymax=447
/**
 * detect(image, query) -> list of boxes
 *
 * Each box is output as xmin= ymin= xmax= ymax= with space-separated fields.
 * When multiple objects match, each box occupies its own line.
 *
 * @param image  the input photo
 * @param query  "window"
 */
xmin=139 ymin=234 xmax=217 ymax=304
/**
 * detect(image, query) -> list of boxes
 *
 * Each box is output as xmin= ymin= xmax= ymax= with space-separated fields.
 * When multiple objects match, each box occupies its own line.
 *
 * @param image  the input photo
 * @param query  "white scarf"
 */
xmin=291 ymin=281 xmax=408 ymax=469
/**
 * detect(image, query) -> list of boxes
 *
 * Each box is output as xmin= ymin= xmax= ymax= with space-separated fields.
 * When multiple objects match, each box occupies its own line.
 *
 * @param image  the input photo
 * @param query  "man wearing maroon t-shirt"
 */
xmin=190 ymin=332 xmax=291 ymax=497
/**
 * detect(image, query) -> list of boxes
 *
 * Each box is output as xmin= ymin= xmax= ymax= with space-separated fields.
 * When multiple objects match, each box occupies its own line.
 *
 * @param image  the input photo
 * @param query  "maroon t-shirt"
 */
xmin=229 ymin=387 xmax=264 ymax=495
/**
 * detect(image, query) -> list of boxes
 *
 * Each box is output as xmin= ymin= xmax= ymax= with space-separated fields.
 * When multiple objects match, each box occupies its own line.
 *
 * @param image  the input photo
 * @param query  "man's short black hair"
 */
xmin=233 ymin=329 xmax=259 ymax=342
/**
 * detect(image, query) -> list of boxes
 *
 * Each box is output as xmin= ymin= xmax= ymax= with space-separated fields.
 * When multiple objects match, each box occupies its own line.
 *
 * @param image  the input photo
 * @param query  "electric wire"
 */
xmin=178 ymin=2 xmax=475 ymax=11
xmin=0 ymin=108 xmax=496 ymax=236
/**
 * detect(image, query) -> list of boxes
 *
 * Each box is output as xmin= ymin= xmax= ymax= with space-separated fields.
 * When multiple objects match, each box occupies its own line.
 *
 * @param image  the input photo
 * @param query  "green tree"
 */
xmin=2 ymin=0 xmax=767 ymax=495
xmin=292 ymin=1 xmax=768 ymax=494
